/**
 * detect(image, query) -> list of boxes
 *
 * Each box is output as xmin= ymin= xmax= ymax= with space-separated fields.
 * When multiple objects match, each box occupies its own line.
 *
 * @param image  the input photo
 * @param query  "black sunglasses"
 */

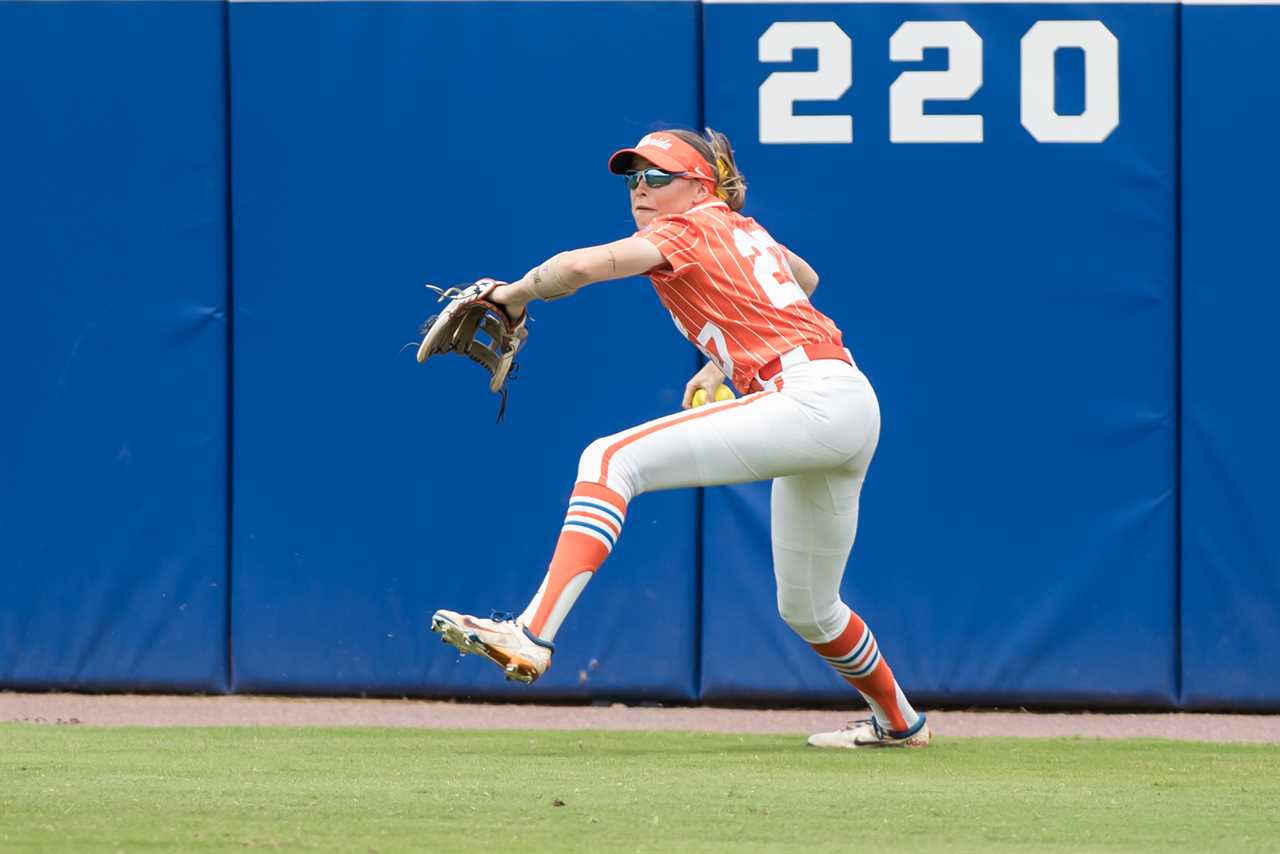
xmin=623 ymin=168 xmax=688 ymax=190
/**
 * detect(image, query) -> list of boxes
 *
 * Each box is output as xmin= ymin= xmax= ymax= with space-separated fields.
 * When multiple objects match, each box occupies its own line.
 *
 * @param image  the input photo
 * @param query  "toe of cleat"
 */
xmin=431 ymin=617 xmax=477 ymax=657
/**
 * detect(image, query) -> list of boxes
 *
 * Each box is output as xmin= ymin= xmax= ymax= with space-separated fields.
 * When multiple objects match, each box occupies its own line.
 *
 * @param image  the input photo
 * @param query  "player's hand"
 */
xmin=486 ymin=278 xmax=528 ymax=323
xmin=682 ymin=361 xmax=728 ymax=409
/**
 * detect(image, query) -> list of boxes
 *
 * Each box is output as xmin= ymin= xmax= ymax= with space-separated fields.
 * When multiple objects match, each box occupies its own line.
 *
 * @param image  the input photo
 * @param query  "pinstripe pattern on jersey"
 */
xmin=637 ymin=200 xmax=844 ymax=393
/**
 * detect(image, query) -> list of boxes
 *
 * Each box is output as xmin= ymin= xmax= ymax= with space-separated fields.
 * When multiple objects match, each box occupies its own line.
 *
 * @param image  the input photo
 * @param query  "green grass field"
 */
xmin=2 ymin=725 xmax=1278 ymax=853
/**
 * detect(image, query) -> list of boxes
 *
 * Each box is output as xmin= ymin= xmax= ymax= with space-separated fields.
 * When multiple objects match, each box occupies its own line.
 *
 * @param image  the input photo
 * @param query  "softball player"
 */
xmin=433 ymin=128 xmax=929 ymax=748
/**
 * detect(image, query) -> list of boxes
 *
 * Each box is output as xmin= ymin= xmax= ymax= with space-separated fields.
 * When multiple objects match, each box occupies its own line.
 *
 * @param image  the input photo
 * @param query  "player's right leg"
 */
xmin=769 ymin=454 xmax=929 ymax=747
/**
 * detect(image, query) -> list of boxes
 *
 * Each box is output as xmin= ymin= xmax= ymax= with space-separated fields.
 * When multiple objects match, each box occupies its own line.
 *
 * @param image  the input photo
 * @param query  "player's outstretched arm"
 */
xmin=784 ymin=247 xmax=819 ymax=296
xmin=490 ymin=238 xmax=665 ymax=317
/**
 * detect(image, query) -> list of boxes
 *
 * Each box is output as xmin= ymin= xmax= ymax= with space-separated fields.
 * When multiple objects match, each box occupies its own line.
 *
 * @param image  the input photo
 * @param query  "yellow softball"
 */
xmin=691 ymin=385 xmax=736 ymax=407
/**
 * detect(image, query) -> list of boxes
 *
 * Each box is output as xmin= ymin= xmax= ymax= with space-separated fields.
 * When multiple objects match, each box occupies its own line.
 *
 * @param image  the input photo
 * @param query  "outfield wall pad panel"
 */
xmin=227 ymin=1 xmax=703 ymax=700
xmin=0 ymin=1 xmax=230 ymax=692
xmin=700 ymin=2 xmax=1179 ymax=705
xmin=1180 ymin=4 xmax=1280 ymax=711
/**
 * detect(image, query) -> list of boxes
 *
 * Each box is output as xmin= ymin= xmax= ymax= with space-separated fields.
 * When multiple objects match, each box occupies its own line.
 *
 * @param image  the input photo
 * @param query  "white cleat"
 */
xmin=431 ymin=609 xmax=553 ymax=684
xmin=807 ymin=714 xmax=931 ymax=749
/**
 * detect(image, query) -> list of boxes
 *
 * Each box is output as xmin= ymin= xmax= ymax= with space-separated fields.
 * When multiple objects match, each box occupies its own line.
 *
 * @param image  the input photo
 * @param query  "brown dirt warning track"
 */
xmin=2 ymin=693 xmax=1278 ymax=743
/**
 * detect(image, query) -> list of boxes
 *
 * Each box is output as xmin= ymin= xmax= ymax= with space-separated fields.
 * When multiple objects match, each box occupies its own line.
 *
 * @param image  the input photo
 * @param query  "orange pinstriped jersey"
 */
xmin=636 ymin=200 xmax=844 ymax=394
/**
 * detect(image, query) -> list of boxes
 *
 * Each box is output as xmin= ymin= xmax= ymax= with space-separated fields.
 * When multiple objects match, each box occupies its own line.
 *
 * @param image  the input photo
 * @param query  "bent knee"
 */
xmin=576 ymin=434 xmax=641 ymax=503
xmin=776 ymin=592 xmax=847 ymax=644
xmin=576 ymin=436 xmax=614 ymax=482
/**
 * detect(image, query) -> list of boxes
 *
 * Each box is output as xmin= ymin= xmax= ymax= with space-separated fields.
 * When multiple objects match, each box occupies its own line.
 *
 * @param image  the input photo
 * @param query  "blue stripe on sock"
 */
xmin=827 ymin=630 xmax=873 ymax=666
xmin=849 ymin=649 xmax=882 ymax=679
xmin=568 ymin=499 xmax=624 ymax=528
xmin=563 ymin=520 xmax=616 ymax=546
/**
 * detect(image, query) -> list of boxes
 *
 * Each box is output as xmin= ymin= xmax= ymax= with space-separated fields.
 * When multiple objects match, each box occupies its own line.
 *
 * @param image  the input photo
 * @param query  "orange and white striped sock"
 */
xmin=811 ymin=610 xmax=920 ymax=733
xmin=518 ymin=482 xmax=627 ymax=643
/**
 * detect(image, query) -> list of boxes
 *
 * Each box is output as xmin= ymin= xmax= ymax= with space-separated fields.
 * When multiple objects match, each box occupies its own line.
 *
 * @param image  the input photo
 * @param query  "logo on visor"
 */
xmin=637 ymin=134 xmax=673 ymax=150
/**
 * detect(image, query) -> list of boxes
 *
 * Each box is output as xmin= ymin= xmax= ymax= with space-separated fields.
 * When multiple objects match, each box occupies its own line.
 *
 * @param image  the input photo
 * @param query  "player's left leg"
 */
xmin=433 ymin=480 xmax=626 ymax=681
xmin=434 ymin=392 xmax=793 ymax=680
xmin=435 ymin=384 xmax=836 ymax=679
xmin=511 ymin=392 xmax=802 ymax=650
xmin=771 ymin=464 xmax=929 ymax=748
xmin=517 ymin=481 xmax=627 ymax=642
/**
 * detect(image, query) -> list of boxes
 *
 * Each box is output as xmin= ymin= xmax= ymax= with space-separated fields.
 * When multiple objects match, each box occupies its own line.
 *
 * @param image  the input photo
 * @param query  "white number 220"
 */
xmin=759 ymin=20 xmax=1119 ymax=145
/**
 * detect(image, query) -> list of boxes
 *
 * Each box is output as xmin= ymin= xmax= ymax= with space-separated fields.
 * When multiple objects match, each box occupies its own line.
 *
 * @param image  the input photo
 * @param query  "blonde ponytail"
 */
xmin=705 ymin=128 xmax=747 ymax=212
xmin=666 ymin=127 xmax=748 ymax=212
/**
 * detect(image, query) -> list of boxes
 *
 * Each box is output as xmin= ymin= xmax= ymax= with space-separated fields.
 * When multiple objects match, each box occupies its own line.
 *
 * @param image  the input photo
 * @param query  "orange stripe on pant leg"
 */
xmin=597 ymin=392 xmax=777 ymax=484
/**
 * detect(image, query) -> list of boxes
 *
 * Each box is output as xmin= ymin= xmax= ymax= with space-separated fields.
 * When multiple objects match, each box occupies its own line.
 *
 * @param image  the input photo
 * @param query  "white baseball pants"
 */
xmin=577 ymin=358 xmax=881 ymax=644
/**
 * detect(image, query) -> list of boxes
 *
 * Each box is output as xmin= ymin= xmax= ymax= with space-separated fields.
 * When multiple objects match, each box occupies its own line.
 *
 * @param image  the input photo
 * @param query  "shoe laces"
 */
xmin=847 ymin=717 xmax=888 ymax=739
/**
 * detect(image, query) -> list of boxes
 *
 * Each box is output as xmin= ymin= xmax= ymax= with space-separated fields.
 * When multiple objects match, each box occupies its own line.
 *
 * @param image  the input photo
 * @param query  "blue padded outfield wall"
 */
xmin=1180 ymin=3 xmax=1280 ymax=710
xmin=701 ymin=2 xmax=1178 ymax=706
xmin=0 ymin=1 xmax=229 ymax=691
xmin=226 ymin=0 xmax=703 ymax=700
xmin=1 ymin=0 xmax=1278 ymax=709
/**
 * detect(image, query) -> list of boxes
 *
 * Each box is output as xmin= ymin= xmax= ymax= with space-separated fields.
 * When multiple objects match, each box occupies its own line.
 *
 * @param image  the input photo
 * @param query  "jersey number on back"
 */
xmin=732 ymin=228 xmax=807 ymax=309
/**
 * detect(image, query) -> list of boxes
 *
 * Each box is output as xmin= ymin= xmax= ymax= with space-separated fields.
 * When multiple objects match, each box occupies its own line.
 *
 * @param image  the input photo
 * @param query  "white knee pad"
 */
xmin=576 ymin=435 xmax=640 ymax=502
xmin=776 ymin=587 xmax=849 ymax=644
xmin=576 ymin=436 xmax=613 ymax=483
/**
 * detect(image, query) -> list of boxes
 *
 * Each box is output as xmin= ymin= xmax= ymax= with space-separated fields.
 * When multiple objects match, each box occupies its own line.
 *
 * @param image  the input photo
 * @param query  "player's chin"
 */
xmin=632 ymin=209 xmax=656 ymax=229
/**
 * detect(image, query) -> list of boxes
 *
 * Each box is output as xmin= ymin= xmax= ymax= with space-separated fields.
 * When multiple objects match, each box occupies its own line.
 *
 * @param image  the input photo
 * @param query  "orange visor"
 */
xmin=607 ymin=132 xmax=716 ymax=185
